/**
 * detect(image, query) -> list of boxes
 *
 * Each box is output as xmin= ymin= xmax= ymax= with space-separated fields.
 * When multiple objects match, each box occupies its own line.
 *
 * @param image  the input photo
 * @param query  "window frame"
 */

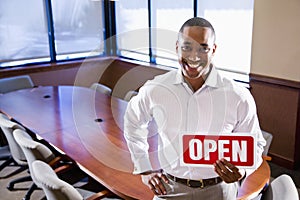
xmin=0 ymin=0 xmax=252 ymax=85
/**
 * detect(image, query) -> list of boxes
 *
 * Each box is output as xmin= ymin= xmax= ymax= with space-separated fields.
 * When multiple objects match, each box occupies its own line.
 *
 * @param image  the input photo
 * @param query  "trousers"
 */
xmin=153 ymin=177 xmax=239 ymax=200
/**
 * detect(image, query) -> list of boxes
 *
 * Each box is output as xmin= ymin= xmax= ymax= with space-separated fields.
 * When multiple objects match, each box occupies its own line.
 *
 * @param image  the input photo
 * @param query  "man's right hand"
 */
xmin=140 ymin=170 xmax=169 ymax=195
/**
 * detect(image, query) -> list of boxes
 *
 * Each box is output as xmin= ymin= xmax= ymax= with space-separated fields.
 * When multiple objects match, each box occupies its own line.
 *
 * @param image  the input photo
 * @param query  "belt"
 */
xmin=166 ymin=173 xmax=223 ymax=188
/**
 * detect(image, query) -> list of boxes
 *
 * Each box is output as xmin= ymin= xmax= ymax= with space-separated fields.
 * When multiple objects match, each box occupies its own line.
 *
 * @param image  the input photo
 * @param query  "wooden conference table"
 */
xmin=0 ymin=86 xmax=270 ymax=200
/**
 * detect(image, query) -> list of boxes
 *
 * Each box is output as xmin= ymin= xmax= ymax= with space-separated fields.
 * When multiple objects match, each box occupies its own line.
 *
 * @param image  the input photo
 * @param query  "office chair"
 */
xmin=261 ymin=130 xmax=273 ymax=162
xmin=13 ymin=129 xmax=82 ymax=200
xmin=261 ymin=174 xmax=299 ymax=200
xmin=31 ymin=160 xmax=114 ymax=200
xmin=0 ymin=118 xmax=11 ymax=170
xmin=0 ymin=113 xmax=30 ymax=186
xmin=123 ymin=90 xmax=138 ymax=102
xmin=0 ymin=75 xmax=34 ymax=93
xmin=261 ymin=130 xmax=273 ymax=156
xmin=90 ymin=83 xmax=112 ymax=96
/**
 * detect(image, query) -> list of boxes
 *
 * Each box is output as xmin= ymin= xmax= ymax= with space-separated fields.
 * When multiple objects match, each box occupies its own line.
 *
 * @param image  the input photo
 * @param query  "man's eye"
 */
xmin=199 ymin=47 xmax=210 ymax=53
xmin=181 ymin=46 xmax=192 ymax=51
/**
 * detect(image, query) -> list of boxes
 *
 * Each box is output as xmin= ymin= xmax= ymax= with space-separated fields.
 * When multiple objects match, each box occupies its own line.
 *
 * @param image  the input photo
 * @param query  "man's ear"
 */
xmin=176 ymin=40 xmax=179 ymax=54
xmin=212 ymin=43 xmax=217 ymax=55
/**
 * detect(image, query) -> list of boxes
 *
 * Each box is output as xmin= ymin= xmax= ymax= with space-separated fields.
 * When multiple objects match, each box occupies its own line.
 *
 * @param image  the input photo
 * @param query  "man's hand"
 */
xmin=214 ymin=158 xmax=245 ymax=183
xmin=140 ymin=170 xmax=169 ymax=195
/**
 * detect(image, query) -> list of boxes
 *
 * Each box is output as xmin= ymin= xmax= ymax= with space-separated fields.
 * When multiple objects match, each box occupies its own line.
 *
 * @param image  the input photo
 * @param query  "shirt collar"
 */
xmin=173 ymin=64 xmax=222 ymax=88
xmin=204 ymin=65 xmax=221 ymax=88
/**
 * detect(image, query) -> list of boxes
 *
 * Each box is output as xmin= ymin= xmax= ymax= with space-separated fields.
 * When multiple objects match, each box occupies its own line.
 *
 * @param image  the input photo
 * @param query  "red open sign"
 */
xmin=180 ymin=134 xmax=257 ymax=168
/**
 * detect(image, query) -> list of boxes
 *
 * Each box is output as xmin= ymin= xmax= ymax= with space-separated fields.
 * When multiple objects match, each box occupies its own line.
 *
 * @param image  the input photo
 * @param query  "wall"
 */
xmin=251 ymin=0 xmax=300 ymax=82
xmin=251 ymin=0 xmax=300 ymax=169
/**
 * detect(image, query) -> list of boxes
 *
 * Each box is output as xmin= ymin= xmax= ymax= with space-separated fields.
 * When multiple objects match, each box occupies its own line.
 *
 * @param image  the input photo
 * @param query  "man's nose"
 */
xmin=188 ymin=51 xmax=201 ymax=61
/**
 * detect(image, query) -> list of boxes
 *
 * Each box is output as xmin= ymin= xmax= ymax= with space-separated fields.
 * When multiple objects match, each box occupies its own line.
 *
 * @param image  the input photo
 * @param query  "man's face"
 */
xmin=176 ymin=26 xmax=216 ymax=80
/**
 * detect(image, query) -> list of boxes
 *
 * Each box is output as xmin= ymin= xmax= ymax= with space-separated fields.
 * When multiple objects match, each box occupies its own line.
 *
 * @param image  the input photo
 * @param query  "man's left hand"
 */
xmin=214 ymin=158 xmax=245 ymax=183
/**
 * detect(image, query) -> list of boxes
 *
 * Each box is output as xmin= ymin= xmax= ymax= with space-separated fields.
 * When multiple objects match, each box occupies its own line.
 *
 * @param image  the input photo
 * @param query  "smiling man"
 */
xmin=177 ymin=22 xmax=216 ymax=91
xmin=124 ymin=17 xmax=266 ymax=200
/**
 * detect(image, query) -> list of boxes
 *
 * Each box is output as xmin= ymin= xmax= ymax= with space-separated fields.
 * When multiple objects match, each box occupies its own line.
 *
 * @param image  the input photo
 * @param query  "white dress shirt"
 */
xmin=124 ymin=66 xmax=266 ymax=179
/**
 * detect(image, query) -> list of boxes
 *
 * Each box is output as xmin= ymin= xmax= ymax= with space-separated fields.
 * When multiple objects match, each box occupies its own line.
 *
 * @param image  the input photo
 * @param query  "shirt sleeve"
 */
xmin=124 ymin=86 xmax=153 ymax=174
xmin=233 ymin=89 xmax=266 ymax=176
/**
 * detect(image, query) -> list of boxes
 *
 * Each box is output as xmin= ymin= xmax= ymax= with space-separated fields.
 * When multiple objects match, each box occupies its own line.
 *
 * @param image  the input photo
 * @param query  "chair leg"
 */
xmin=0 ymin=154 xmax=11 ymax=161
xmin=0 ymin=155 xmax=29 ymax=179
xmin=7 ymin=175 xmax=32 ymax=190
xmin=2 ymin=165 xmax=28 ymax=179
xmin=22 ymin=183 xmax=37 ymax=200
xmin=0 ymin=156 xmax=14 ymax=171
xmin=2 ymin=166 xmax=28 ymax=178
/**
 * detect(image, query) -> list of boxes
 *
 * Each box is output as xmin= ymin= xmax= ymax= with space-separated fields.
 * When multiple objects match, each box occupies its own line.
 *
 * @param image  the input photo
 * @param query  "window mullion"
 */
xmin=44 ymin=0 xmax=56 ymax=62
xmin=104 ymin=0 xmax=117 ymax=56
xmin=194 ymin=0 xmax=197 ymax=17
xmin=148 ymin=0 xmax=155 ymax=63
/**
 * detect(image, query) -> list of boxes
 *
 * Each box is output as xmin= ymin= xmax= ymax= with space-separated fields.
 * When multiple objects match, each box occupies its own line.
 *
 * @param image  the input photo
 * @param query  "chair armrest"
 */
xmin=48 ymin=154 xmax=76 ymax=167
xmin=262 ymin=155 xmax=272 ymax=161
xmin=53 ymin=164 xmax=75 ymax=175
xmin=49 ymin=155 xmax=77 ymax=175
xmin=86 ymin=189 xmax=113 ymax=200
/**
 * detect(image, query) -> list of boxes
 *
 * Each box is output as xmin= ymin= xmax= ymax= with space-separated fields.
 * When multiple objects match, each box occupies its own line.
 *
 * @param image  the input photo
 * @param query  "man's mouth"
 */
xmin=182 ymin=58 xmax=203 ymax=69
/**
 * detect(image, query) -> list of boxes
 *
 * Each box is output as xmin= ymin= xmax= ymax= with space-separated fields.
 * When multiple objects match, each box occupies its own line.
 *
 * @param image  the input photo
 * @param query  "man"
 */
xmin=124 ymin=17 xmax=266 ymax=199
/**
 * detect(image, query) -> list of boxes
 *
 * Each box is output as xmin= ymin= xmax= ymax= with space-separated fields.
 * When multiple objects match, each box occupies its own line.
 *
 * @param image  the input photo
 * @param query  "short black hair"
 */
xmin=179 ymin=17 xmax=216 ymax=43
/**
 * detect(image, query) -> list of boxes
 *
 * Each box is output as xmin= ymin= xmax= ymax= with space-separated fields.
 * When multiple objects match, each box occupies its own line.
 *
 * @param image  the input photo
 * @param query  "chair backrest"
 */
xmin=90 ymin=83 xmax=112 ymax=96
xmin=0 ymin=113 xmax=27 ymax=165
xmin=262 ymin=174 xmax=299 ymax=200
xmin=0 ymin=75 xmax=34 ymax=93
xmin=32 ymin=160 xmax=83 ymax=200
xmin=123 ymin=90 xmax=138 ymax=102
xmin=261 ymin=130 xmax=273 ymax=155
xmin=13 ymin=129 xmax=55 ymax=184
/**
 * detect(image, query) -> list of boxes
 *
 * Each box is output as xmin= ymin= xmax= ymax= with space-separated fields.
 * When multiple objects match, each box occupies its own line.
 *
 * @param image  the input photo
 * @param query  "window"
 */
xmin=197 ymin=0 xmax=254 ymax=79
xmin=0 ymin=0 xmax=50 ymax=67
xmin=151 ymin=0 xmax=193 ymax=67
xmin=52 ymin=0 xmax=104 ymax=60
xmin=115 ymin=0 xmax=149 ymax=62
xmin=0 ymin=0 xmax=105 ymax=67
xmin=115 ymin=0 xmax=254 ymax=82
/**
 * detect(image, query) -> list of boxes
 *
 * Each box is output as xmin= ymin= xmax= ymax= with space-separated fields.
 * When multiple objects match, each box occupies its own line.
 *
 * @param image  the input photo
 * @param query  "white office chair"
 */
xmin=0 ymin=75 xmax=34 ymax=93
xmin=90 ymin=83 xmax=112 ymax=96
xmin=13 ymin=129 xmax=81 ymax=200
xmin=32 ymin=160 xmax=114 ymax=200
xmin=262 ymin=174 xmax=299 ymax=200
xmin=0 ymin=118 xmax=11 ymax=166
xmin=261 ymin=130 xmax=273 ymax=156
xmin=0 ymin=113 xmax=30 ymax=187
xmin=123 ymin=90 xmax=138 ymax=102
